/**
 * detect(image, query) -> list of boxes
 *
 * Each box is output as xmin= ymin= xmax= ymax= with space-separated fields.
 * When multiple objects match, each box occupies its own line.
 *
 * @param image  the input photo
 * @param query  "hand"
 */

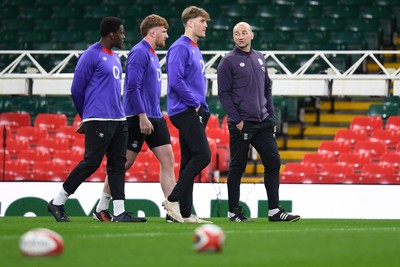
xmin=75 ymin=123 xmax=85 ymax=134
xmin=195 ymin=104 xmax=201 ymax=114
xmin=139 ymin=114 xmax=154 ymax=135
xmin=236 ymin=120 xmax=244 ymax=132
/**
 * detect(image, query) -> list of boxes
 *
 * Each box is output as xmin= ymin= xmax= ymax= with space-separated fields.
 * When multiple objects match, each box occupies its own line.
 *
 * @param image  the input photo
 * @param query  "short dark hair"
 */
xmin=140 ymin=14 xmax=169 ymax=38
xmin=100 ymin=17 xmax=123 ymax=37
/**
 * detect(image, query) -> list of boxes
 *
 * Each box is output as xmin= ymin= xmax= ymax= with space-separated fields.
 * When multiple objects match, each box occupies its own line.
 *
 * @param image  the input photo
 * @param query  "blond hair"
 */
xmin=181 ymin=6 xmax=210 ymax=26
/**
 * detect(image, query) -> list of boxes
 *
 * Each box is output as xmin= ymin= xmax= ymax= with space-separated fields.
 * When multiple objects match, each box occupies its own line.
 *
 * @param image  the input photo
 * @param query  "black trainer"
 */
xmin=229 ymin=206 xmax=253 ymax=222
xmin=111 ymin=212 xmax=147 ymax=223
xmin=268 ymin=208 xmax=300 ymax=222
xmin=48 ymin=200 xmax=71 ymax=222
xmin=93 ymin=210 xmax=112 ymax=222
xmin=166 ymin=214 xmax=179 ymax=223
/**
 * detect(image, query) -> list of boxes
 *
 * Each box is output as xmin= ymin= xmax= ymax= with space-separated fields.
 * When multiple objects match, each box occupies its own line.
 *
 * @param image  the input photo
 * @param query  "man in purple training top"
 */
xmin=217 ymin=22 xmax=300 ymax=223
xmin=93 ymin=14 xmax=177 ymax=222
xmin=162 ymin=6 xmax=212 ymax=223
xmin=48 ymin=17 xmax=146 ymax=223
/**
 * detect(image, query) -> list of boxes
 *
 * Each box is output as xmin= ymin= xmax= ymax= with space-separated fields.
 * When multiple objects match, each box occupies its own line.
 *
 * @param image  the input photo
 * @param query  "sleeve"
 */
xmin=264 ymin=71 xmax=275 ymax=118
xmin=217 ymin=57 xmax=242 ymax=124
xmin=167 ymin=45 xmax=200 ymax=109
xmin=71 ymin=52 xmax=95 ymax=118
xmin=125 ymin=50 xmax=147 ymax=114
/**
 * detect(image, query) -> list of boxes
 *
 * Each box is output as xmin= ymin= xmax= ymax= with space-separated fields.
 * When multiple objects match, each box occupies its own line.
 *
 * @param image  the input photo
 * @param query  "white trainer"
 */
xmin=162 ymin=199 xmax=184 ymax=223
xmin=183 ymin=214 xmax=213 ymax=224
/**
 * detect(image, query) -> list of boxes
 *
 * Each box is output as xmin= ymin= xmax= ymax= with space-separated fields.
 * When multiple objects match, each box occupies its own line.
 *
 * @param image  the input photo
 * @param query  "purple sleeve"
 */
xmin=168 ymin=46 xmax=200 ymax=109
xmin=217 ymin=58 xmax=242 ymax=124
xmin=265 ymin=73 xmax=274 ymax=118
xmin=125 ymin=50 xmax=146 ymax=114
xmin=71 ymin=53 xmax=95 ymax=118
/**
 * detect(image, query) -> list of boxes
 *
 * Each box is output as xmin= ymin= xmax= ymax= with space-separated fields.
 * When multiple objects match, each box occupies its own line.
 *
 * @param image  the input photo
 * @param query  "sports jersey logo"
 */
xmin=102 ymin=57 xmax=107 ymax=61
xmin=113 ymin=66 xmax=120 ymax=79
xmin=200 ymin=60 xmax=205 ymax=74
xmin=258 ymin=58 xmax=263 ymax=65
xmin=157 ymin=68 xmax=162 ymax=82
xmin=240 ymin=62 xmax=245 ymax=67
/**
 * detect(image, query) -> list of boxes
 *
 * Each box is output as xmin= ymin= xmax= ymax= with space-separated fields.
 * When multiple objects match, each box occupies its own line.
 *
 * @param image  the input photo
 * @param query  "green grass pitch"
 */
xmin=1 ymin=217 xmax=399 ymax=267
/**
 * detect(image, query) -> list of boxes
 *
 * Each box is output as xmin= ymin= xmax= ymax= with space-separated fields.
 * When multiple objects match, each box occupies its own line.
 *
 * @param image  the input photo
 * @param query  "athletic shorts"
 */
xmin=126 ymin=115 xmax=171 ymax=152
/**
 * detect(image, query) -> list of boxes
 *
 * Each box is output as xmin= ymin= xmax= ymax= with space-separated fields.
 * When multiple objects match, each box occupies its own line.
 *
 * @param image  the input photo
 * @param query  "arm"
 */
xmin=217 ymin=58 xmax=242 ymax=125
xmin=264 ymin=73 xmax=275 ymax=119
xmin=125 ymin=50 xmax=147 ymax=115
xmin=71 ymin=53 xmax=95 ymax=118
xmin=167 ymin=46 xmax=200 ymax=109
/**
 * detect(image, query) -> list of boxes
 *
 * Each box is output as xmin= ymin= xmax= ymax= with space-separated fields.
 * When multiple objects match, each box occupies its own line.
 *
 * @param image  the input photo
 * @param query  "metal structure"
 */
xmin=1 ymin=50 xmax=399 ymax=96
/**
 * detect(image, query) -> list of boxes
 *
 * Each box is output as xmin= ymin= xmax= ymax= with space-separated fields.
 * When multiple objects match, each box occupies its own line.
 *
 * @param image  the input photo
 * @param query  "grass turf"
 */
xmin=0 ymin=217 xmax=399 ymax=267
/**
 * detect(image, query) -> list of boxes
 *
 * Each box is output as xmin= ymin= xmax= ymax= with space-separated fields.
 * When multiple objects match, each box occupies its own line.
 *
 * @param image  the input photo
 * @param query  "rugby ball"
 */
xmin=193 ymin=224 xmax=225 ymax=253
xmin=19 ymin=228 xmax=64 ymax=257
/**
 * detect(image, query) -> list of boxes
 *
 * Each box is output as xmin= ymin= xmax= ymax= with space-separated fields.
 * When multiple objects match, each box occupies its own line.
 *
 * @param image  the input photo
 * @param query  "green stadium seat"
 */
xmin=55 ymin=31 xmax=85 ymax=43
xmin=272 ymin=0 xmax=305 ymax=5
xmin=245 ymin=18 xmax=275 ymax=32
xmin=258 ymin=31 xmax=293 ymax=50
xmin=329 ymin=31 xmax=367 ymax=49
xmin=346 ymin=19 xmax=383 ymax=50
xmin=323 ymin=6 xmax=360 ymax=19
xmin=209 ymin=17 xmax=233 ymax=30
xmin=19 ymin=31 xmax=51 ymax=44
xmin=71 ymin=18 xmax=102 ymax=31
xmin=34 ymin=43 xmax=67 ymax=50
xmin=258 ymin=5 xmax=290 ymax=18
xmin=224 ymin=4 xmax=257 ymax=18
xmin=20 ymin=6 xmax=52 ymax=19
xmin=36 ymin=18 xmax=69 ymax=31
xmin=154 ymin=5 xmax=182 ymax=20
xmin=294 ymin=31 xmax=327 ymax=46
xmin=338 ymin=0 xmax=374 ymax=5
xmin=373 ymin=0 xmax=399 ymax=5
xmin=2 ymin=31 xmax=17 ymax=45
xmin=6 ymin=19 xmax=35 ymax=31
xmin=367 ymin=103 xmax=400 ymax=120
xmin=275 ymin=18 xmax=309 ymax=32
xmin=309 ymin=18 xmax=346 ymax=32
xmin=3 ymin=0 xmax=31 ymax=5
xmin=84 ymin=6 xmax=119 ymax=19
xmin=36 ymin=0 xmax=69 ymax=5
xmin=291 ymin=5 xmax=322 ymax=19
xmin=304 ymin=0 xmax=337 ymax=5
xmin=0 ymin=5 xmax=18 ymax=19
xmin=52 ymin=6 xmax=84 ymax=19
xmin=359 ymin=6 xmax=395 ymax=46
xmin=19 ymin=97 xmax=49 ymax=118
xmin=118 ymin=5 xmax=152 ymax=20
xmin=71 ymin=0 xmax=102 ymax=5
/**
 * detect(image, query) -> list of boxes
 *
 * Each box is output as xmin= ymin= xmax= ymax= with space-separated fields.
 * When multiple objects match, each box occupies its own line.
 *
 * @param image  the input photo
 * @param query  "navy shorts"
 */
xmin=126 ymin=115 xmax=171 ymax=152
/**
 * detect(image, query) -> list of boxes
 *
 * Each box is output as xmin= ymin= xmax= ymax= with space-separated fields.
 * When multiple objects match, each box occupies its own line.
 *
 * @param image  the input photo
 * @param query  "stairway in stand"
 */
xmin=234 ymin=97 xmax=383 ymax=183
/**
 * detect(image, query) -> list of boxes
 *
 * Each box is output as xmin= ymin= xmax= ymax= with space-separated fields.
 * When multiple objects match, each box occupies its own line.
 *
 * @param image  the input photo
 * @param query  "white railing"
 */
xmin=1 ymin=50 xmax=400 ymax=96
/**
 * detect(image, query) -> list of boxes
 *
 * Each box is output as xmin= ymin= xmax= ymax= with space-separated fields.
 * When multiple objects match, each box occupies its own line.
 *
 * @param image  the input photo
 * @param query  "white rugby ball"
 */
xmin=19 ymin=228 xmax=64 ymax=257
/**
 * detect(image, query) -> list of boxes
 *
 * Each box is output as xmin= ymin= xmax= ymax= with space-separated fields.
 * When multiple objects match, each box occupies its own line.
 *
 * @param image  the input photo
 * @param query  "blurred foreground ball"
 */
xmin=19 ymin=228 xmax=64 ymax=257
xmin=193 ymin=224 xmax=225 ymax=252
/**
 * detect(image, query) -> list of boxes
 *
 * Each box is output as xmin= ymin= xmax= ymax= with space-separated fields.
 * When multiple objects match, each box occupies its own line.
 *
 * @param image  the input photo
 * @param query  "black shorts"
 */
xmin=126 ymin=115 xmax=171 ymax=152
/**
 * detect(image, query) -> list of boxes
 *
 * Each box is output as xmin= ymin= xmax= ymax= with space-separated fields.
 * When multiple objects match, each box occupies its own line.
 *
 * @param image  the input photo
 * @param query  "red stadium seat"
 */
xmin=354 ymin=140 xmax=387 ymax=161
xmin=369 ymin=129 xmax=400 ymax=151
xmin=18 ymin=149 xmax=51 ymax=168
xmin=318 ymin=140 xmax=352 ymax=158
xmin=379 ymin=153 xmax=400 ymax=172
xmin=334 ymin=129 xmax=368 ymax=147
xmin=0 ymin=126 xmax=12 ymax=141
xmin=301 ymin=152 xmax=336 ymax=170
xmin=37 ymin=138 xmax=70 ymax=156
xmin=53 ymin=150 xmax=83 ymax=171
xmin=0 ymin=149 xmax=11 ymax=162
xmin=319 ymin=163 xmax=360 ymax=184
xmin=338 ymin=152 xmax=371 ymax=173
xmin=0 ymin=160 xmax=31 ymax=181
xmin=16 ymin=126 xmax=48 ymax=146
xmin=32 ymin=161 xmax=68 ymax=181
xmin=206 ymin=114 xmax=220 ymax=129
xmin=385 ymin=115 xmax=400 ymax=131
xmin=34 ymin=113 xmax=67 ymax=133
xmin=362 ymin=163 xmax=398 ymax=184
xmin=4 ymin=138 xmax=30 ymax=159
xmin=350 ymin=116 xmax=383 ymax=135
xmin=0 ymin=112 xmax=31 ymax=132
xmin=280 ymin=162 xmax=319 ymax=183
xmin=73 ymin=114 xmax=82 ymax=128
xmin=55 ymin=126 xmax=82 ymax=145
xmin=206 ymin=127 xmax=230 ymax=172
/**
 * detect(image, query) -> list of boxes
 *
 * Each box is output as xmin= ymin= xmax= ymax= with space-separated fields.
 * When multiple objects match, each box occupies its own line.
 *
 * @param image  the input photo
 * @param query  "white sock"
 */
xmin=268 ymin=208 xmax=280 ymax=216
xmin=53 ymin=188 xmax=69 ymax=206
xmin=113 ymin=200 xmax=125 ymax=216
xmin=96 ymin=192 xmax=111 ymax=212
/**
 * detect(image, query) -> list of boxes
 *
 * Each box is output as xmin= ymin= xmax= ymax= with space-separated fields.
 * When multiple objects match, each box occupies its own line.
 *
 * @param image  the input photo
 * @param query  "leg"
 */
xmin=169 ymin=110 xmax=211 ymax=218
xmin=227 ymin=121 xmax=250 ymax=212
xmin=152 ymin=144 xmax=176 ymax=197
xmin=251 ymin=118 xmax=281 ymax=210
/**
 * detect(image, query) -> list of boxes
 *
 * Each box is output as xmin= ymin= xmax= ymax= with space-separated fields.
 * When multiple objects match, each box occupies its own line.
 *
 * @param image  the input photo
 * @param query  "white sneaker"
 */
xmin=183 ymin=214 xmax=213 ymax=224
xmin=162 ymin=199 xmax=183 ymax=223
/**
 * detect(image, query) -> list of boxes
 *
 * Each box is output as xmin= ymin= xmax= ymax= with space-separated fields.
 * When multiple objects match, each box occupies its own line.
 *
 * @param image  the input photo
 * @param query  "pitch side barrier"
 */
xmin=0 ymin=50 xmax=399 ymax=96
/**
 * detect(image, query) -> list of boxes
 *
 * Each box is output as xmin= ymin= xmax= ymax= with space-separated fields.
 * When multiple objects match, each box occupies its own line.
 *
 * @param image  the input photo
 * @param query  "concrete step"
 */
xmin=277 ymin=139 xmax=322 ymax=150
xmin=288 ymin=125 xmax=347 ymax=136
xmin=304 ymin=113 xmax=355 ymax=124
